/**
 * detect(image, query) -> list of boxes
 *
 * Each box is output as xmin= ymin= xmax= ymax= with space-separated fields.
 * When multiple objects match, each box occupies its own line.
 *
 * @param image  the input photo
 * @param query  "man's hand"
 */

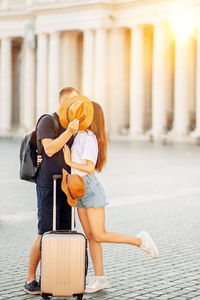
xmin=63 ymin=145 xmax=71 ymax=165
xmin=67 ymin=119 xmax=79 ymax=134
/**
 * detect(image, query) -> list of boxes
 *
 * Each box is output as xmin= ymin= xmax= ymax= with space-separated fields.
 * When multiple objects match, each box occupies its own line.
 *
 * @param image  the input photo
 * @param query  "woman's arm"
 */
xmin=63 ymin=145 xmax=95 ymax=174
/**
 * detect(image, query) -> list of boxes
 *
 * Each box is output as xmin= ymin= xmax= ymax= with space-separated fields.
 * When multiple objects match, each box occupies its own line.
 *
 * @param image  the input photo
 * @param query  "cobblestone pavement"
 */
xmin=1 ymin=138 xmax=200 ymax=300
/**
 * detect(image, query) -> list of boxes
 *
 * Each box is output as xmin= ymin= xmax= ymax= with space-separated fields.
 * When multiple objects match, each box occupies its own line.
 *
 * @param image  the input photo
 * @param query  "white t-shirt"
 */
xmin=71 ymin=130 xmax=98 ymax=177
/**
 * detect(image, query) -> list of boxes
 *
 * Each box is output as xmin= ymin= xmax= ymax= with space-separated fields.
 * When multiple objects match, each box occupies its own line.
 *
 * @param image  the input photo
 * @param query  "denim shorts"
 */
xmin=36 ymin=183 xmax=71 ymax=235
xmin=77 ymin=173 xmax=108 ymax=209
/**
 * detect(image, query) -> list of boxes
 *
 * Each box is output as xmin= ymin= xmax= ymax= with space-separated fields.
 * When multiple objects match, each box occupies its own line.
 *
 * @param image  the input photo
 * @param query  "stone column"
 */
xmin=26 ymin=0 xmax=33 ymax=4
xmin=108 ymin=28 xmax=130 ymax=136
xmin=129 ymin=25 xmax=153 ymax=136
xmin=82 ymin=29 xmax=94 ymax=99
xmin=174 ymin=34 xmax=196 ymax=136
xmin=23 ymin=26 xmax=36 ymax=131
xmin=152 ymin=22 xmax=174 ymax=139
xmin=1 ymin=0 xmax=8 ymax=9
xmin=0 ymin=37 xmax=12 ymax=133
xmin=194 ymin=28 xmax=200 ymax=135
xmin=23 ymin=48 xmax=36 ymax=131
xmin=60 ymin=31 xmax=80 ymax=90
xmin=48 ymin=32 xmax=60 ymax=113
xmin=36 ymin=33 xmax=48 ymax=119
xmin=94 ymin=28 xmax=108 ymax=119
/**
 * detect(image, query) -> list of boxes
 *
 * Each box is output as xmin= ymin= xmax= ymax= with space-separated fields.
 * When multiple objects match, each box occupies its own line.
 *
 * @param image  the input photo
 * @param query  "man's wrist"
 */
xmin=62 ymin=128 xmax=73 ymax=138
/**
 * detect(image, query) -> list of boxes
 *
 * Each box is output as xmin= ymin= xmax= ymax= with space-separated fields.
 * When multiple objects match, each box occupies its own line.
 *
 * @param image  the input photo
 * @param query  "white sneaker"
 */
xmin=137 ymin=230 xmax=159 ymax=259
xmin=85 ymin=276 xmax=109 ymax=293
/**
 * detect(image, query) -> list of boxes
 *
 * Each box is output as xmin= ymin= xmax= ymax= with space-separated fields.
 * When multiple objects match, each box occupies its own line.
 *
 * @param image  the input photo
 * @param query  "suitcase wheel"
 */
xmin=41 ymin=293 xmax=51 ymax=300
xmin=76 ymin=294 xmax=83 ymax=300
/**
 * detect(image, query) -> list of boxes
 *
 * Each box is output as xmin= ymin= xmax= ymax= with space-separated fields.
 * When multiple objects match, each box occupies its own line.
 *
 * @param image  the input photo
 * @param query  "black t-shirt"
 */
xmin=36 ymin=113 xmax=73 ymax=187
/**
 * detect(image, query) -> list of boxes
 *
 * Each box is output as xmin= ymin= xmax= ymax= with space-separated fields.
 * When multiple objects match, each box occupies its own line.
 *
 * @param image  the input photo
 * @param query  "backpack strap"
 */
xmin=49 ymin=112 xmax=59 ymax=137
xmin=35 ymin=114 xmax=48 ymax=131
xmin=35 ymin=113 xmax=59 ymax=138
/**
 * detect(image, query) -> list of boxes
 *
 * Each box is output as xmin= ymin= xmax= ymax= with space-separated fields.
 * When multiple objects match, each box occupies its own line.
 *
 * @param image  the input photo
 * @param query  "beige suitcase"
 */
xmin=40 ymin=175 xmax=88 ymax=300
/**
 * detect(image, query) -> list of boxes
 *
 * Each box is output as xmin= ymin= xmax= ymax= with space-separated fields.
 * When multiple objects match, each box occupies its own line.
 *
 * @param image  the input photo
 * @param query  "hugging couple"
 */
xmin=24 ymin=86 xmax=159 ymax=295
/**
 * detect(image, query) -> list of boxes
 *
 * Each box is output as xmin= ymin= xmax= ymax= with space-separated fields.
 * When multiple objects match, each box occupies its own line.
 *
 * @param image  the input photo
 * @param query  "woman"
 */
xmin=63 ymin=102 xmax=159 ymax=294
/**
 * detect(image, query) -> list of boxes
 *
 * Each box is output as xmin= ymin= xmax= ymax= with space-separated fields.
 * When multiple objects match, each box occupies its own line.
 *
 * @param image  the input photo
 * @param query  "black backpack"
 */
xmin=19 ymin=113 xmax=59 ymax=183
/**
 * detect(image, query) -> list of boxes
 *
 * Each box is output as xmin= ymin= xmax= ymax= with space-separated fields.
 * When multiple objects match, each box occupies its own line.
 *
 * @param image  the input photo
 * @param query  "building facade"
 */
xmin=0 ymin=0 xmax=200 ymax=143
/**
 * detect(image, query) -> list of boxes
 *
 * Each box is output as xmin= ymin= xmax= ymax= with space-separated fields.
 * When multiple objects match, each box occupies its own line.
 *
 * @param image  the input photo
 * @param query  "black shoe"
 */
xmin=24 ymin=280 xmax=41 ymax=295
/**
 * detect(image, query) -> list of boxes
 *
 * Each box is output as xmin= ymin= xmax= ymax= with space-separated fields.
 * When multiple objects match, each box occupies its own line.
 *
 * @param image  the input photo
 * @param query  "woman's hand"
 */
xmin=67 ymin=119 xmax=79 ymax=134
xmin=63 ymin=145 xmax=72 ymax=165
xmin=37 ymin=155 xmax=43 ymax=166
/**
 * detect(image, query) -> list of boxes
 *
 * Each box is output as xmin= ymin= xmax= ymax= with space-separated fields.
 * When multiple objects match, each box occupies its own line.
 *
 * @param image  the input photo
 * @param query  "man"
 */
xmin=24 ymin=87 xmax=80 ymax=294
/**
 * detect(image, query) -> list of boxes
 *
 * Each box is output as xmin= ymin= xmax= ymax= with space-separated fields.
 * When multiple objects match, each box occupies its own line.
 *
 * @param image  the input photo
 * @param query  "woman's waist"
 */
xmin=82 ymin=172 xmax=96 ymax=181
xmin=71 ymin=168 xmax=97 ymax=178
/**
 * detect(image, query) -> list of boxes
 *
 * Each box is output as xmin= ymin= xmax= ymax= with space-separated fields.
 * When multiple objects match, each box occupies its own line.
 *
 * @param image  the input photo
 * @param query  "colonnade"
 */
xmin=0 ymin=21 xmax=199 ymax=141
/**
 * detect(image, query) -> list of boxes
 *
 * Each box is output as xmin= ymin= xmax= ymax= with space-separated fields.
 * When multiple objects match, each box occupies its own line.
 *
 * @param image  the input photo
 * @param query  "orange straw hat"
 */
xmin=58 ymin=95 xmax=94 ymax=130
xmin=61 ymin=169 xmax=85 ymax=207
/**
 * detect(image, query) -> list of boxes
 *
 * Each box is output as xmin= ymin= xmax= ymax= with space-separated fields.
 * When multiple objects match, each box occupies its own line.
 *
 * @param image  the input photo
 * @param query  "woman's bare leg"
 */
xmin=86 ymin=207 xmax=141 ymax=246
xmin=77 ymin=208 xmax=104 ymax=276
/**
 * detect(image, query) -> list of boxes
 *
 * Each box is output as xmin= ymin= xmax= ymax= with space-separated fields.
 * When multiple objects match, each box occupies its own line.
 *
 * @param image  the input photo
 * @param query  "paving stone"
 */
xmin=1 ymin=139 xmax=200 ymax=300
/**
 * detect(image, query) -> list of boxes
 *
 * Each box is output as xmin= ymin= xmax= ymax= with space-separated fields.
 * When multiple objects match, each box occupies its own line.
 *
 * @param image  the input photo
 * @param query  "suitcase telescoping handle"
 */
xmin=53 ymin=175 xmax=75 ymax=231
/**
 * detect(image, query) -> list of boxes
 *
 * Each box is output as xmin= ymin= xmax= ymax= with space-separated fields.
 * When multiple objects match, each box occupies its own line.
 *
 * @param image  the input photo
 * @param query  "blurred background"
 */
xmin=1 ymin=2 xmax=200 ymax=299
xmin=0 ymin=0 xmax=200 ymax=144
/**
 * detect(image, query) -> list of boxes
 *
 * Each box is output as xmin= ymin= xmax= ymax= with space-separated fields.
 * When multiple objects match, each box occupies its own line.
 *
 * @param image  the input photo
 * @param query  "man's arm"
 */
xmin=41 ymin=119 xmax=79 ymax=157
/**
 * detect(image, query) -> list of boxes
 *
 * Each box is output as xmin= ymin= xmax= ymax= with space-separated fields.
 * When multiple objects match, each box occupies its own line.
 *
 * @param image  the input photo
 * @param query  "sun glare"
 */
xmin=172 ymin=12 xmax=195 ymax=37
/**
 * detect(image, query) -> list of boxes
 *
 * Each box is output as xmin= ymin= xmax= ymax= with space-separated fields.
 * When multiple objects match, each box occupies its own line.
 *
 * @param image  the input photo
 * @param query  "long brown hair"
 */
xmin=88 ymin=102 xmax=107 ymax=172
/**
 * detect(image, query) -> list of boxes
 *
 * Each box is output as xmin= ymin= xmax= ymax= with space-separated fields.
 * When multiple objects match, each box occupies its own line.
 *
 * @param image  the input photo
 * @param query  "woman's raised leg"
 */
xmin=86 ymin=207 xmax=159 ymax=259
xmin=86 ymin=207 xmax=141 ymax=246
